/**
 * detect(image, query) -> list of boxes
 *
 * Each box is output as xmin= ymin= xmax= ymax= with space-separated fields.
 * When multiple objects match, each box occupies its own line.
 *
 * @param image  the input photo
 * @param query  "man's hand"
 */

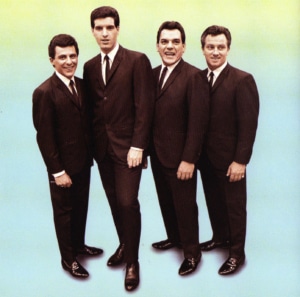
xmin=226 ymin=161 xmax=246 ymax=182
xmin=127 ymin=148 xmax=143 ymax=168
xmin=55 ymin=173 xmax=72 ymax=188
xmin=177 ymin=161 xmax=195 ymax=180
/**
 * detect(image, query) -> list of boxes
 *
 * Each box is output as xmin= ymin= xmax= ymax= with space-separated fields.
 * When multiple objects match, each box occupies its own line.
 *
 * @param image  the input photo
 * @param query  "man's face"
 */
xmin=157 ymin=29 xmax=185 ymax=66
xmin=202 ymin=34 xmax=229 ymax=70
xmin=50 ymin=46 xmax=78 ymax=79
xmin=92 ymin=17 xmax=119 ymax=54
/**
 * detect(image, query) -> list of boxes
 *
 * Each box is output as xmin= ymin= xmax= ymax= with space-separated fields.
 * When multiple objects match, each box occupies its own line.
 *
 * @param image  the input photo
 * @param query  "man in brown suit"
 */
xmin=150 ymin=21 xmax=209 ymax=276
xmin=83 ymin=6 xmax=155 ymax=291
xmin=33 ymin=34 xmax=102 ymax=279
xmin=197 ymin=25 xmax=259 ymax=275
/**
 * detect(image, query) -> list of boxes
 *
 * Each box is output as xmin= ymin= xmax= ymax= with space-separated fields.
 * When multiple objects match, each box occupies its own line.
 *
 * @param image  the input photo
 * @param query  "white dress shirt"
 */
xmin=207 ymin=61 xmax=228 ymax=86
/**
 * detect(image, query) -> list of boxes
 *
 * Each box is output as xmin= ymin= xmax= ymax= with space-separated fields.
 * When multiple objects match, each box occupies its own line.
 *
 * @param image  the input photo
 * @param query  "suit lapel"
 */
xmin=74 ymin=77 xmax=85 ymax=109
xmin=105 ymin=46 xmax=123 ymax=85
xmin=96 ymin=54 xmax=105 ymax=89
xmin=158 ymin=59 xmax=184 ymax=99
xmin=211 ymin=64 xmax=230 ymax=94
xmin=153 ymin=66 xmax=161 ymax=98
xmin=52 ymin=73 xmax=81 ymax=108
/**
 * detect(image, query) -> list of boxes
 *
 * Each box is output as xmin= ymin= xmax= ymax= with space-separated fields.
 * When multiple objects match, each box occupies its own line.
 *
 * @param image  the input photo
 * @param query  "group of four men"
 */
xmin=33 ymin=6 xmax=259 ymax=292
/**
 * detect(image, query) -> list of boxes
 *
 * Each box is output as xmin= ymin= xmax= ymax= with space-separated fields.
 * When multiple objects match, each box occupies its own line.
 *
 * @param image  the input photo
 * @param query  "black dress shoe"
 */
xmin=178 ymin=253 xmax=202 ymax=276
xmin=218 ymin=256 xmax=245 ymax=275
xmin=152 ymin=239 xmax=181 ymax=250
xmin=199 ymin=239 xmax=230 ymax=251
xmin=107 ymin=243 xmax=125 ymax=266
xmin=125 ymin=261 xmax=139 ymax=291
xmin=61 ymin=259 xmax=89 ymax=278
xmin=77 ymin=245 xmax=103 ymax=256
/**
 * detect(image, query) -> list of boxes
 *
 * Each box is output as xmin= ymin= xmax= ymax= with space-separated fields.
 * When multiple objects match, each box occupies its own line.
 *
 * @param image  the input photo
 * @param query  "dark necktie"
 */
xmin=69 ymin=80 xmax=80 ymax=106
xmin=158 ymin=66 xmax=168 ymax=90
xmin=104 ymin=55 xmax=110 ymax=84
xmin=209 ymin=71 xmax=214 ymax=90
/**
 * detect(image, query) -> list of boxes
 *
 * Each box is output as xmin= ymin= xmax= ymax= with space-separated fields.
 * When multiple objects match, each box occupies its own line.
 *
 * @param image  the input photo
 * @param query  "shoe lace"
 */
xmin=72 ymin=261 xmax=79 ymax=270
xmin=188 ymin=258 xmax=197 ymax=266
xmin=228 ymin=258 xmax=237 ymax=267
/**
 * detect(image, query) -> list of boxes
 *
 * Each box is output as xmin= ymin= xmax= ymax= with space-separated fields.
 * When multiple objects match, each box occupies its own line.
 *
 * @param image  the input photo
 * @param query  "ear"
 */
xmin=49 ymin=57 xmax=55 ymax=68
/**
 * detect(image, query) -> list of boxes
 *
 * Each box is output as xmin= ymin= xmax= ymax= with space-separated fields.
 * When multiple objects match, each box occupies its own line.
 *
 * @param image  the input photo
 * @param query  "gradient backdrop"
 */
xmin=0 ymin=0 xmax=299 ymax=296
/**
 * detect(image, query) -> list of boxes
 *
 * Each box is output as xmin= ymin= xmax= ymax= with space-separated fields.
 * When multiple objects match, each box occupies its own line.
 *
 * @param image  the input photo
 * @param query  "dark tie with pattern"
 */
xmin=104 ymin=55 xmax=110 ymax=84
xmin=209 ymin=71 xmax=214 ymax=90
xmin=69 ymin=80 xmax=80 ymax=106
xmin=158 ymin=66 xmax=168 ymax=90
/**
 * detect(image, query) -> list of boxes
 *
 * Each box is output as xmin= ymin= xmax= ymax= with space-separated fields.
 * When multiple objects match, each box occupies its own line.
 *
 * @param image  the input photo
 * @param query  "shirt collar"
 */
xmin=101 ymin=43 xmax=119 ymax=63
xmin=55 ymin=71 xmax=74 ymax=87
xmin=161 ymin=58 xmax=181 ymax=73
xmin=208 ymin=61 xmax=227 ymax=79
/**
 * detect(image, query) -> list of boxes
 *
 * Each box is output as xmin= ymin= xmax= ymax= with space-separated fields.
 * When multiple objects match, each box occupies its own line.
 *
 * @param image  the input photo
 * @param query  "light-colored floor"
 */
xmin=1 ymin=139 xmax=299 ymax=297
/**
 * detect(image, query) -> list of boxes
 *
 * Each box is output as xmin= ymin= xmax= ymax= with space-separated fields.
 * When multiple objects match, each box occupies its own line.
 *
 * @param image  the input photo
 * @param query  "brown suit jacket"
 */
xmin=83 ymin=46 xmax=155 ymax=163
xmin=32 ymin=73 xmax=92 ymax=175
xmin=152 ymin=60 xmax=209 ymax=168
xmin=204 ymin=63 xmax=259 ymax=170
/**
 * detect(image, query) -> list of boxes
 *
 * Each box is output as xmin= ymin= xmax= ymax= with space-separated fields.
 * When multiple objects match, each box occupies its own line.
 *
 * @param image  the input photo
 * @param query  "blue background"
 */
xmin=0 ymin=0 xmax=299 ymax=296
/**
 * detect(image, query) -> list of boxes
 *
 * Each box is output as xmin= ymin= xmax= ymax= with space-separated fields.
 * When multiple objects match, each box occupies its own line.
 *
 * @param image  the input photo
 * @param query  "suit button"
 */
xmin=104 ymin=97 xmax=108 ymax=100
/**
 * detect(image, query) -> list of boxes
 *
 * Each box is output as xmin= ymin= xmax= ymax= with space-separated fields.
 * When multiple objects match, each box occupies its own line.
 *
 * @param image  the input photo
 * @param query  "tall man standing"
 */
xmin=33 ymin=34 xmax=103 ymax=279
xmin=198 ymin=25 xmax=259 ymax=275
xmin=150 ymin=21 xmax=209 ymax=276
xmin=83 ymin=6 xmax=155 ymax=291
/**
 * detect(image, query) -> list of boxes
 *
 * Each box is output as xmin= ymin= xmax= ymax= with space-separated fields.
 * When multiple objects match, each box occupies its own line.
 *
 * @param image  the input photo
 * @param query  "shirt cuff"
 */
xmin=130 ymin=147 xmax=144 ymax=152
xmin=53 ymin=170 xmax=65 ymax=178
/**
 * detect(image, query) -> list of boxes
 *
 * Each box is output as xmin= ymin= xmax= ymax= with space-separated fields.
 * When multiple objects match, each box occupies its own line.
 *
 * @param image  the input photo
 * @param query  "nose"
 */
xmin=66 ymin=56 xmax=72 ymax=64
xmin=102 ymin=28 xmax=108 ymax=36
xmin=167 ymin=41 xmax=174 ymax=49
xmin=212 ymin=48 xmax=219 ymax=55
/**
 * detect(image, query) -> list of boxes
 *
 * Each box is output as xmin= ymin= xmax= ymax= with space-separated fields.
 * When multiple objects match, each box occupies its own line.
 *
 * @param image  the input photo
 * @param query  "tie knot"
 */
xmin=208 ymin=71 xmax=214 ymax=89
xmin=104 ymin=55 xmax=109 ymax=62
xmin=161 ymin=66 xmax=168 ymax=76
xmin=69 ymin=80 xmax=78 ymax=95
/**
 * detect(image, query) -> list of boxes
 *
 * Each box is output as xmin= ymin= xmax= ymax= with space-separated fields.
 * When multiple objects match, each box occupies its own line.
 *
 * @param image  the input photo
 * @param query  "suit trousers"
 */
xmin=97 ymin=148 xmax=142 ymax=263
xmin=49 ymin=166 xmax=90 ymax=263
xmin=150 ymin=152 xmax=200 ymax=259
xmin=198 ymin=153 xmax=246 ymax=258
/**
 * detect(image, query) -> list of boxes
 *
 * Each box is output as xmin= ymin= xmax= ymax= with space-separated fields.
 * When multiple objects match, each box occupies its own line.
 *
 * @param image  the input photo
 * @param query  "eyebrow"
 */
xmin=160 ymin=38 xmax=181 ymax=42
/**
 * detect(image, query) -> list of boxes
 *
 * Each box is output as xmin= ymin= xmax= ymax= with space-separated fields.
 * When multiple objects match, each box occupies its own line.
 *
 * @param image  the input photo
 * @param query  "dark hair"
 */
xmin=200 ymin=25 xmax=231 ymax=49
xmin=48 ymin=34 xmax=79 ymax=59
xmin=156 ymin=21 xmax=186 ymax=44
xmin=90 ymin=6 xmax=120 ymax=28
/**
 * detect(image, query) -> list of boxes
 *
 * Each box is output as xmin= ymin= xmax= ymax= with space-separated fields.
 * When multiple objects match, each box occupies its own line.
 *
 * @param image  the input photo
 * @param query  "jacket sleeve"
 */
xmin=32 ymin=87 xmax=64 ymax=174
xmin=234 ymin=74 xmax=259 ymax=164
xmin=131 ymin=54 xmax=156 ymax=149
xmin=181 ymin=70 xmax=210 ymax=163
